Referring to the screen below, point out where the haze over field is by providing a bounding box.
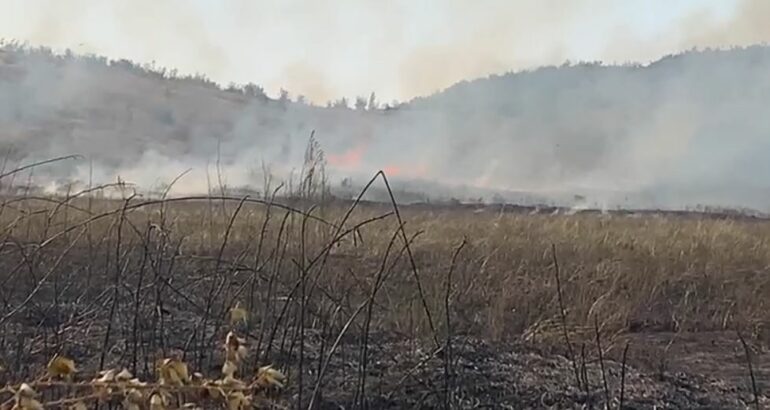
[1,0,770,210]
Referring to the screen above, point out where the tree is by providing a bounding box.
[279,88,290,103]
[243,83,267,100]
[331,97,349,109]
[367,92,378,110]
[354,96,367,110]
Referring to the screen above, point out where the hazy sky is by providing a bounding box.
[0,0,761,103]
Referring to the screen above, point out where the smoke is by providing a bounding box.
[271,62,335,104]
[605,0,770,64]
[327,145,365,171]
[5,0,758,103]
[2,0,770,210]
[396,0,590,97]
[680,0,770,49]
[2,42,770,209]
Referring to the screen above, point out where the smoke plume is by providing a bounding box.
[1,0,770,210]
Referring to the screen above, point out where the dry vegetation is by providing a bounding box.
[0,162,768,408]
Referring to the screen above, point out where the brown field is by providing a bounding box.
[0,186,768,408]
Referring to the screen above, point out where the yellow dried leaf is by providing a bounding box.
[122,388,144,410]
[158,358,189,386]
[225,331,248,364]
[203,381,223,400]
[128,378,145,386]
[255,365,286,390]
[94,369,117,383]
[222,360,237,378]
[17,383,36,398]
[91,369,117,401]
[149,392,167,410]
[229,302,248,325]
[227,391,251,410]
[220,375,246,389]
[225,331,246,348]
[116,368,133,382]
[68,402,88,410]
[16,397,44,410]
[47,354,76,379]
[14,384,43,410]
[93,386,111,402]
[191,372,206,384]
[171,360,190,383]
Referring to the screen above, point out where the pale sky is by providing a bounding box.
[0,0,761,103]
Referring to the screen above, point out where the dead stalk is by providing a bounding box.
[551,244,580,388]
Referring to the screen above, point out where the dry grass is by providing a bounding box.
[0,182,768,406]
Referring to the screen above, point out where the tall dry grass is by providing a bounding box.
[0,162,768,406]
[2,192,768,342]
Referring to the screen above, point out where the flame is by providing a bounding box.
[328,145,365,169]
[382,163,429,178]
[328,140,430,180]
[383,165,402,176]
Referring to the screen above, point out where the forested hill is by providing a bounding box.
[1,43,769,210]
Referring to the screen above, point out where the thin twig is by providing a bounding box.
[593,316,611,410]
[551,244,580,388]
[0,155,82,181]
[443,238,467,409]
[581,343,591,409]
[737,329,760,410]
[619,342,630,409]
[355,225,405,408]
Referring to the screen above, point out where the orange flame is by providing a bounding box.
[328,145,365,170]
[328,141,430,179]
[382,163,428,178]
[383,165,402,176]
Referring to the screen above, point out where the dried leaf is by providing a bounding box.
[171,359,190,383]
[128,378,147,386]
[17,383,36,398]
[225,331,248,364]
[229,302,248,325]
[149,392,167,410]
[116,368,133,382]
[191,372,206,384]
[16,397,44,410]
[47,354,76,379]
[222,360,237,378]
[90,369,117,401]
[158,357,189,386]
[68,402,88,410]
[14,384,43,410]
[122,402,140,410]
[220,375,246,389]
[226,391,251,410]
[94,369,117,383]
[122,388,144,410]
[255,365,286,390]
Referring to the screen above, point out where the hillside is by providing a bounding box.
[1,43,770,209]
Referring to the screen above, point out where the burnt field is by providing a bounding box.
[0,184,768,409]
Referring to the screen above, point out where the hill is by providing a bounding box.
[1,43,770,210]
